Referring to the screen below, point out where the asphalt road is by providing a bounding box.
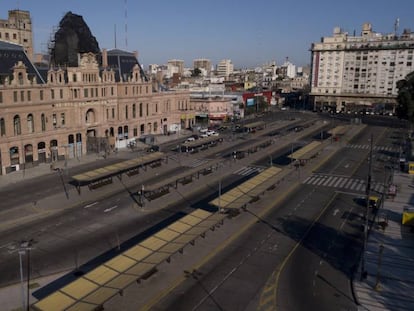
[0,112,319,288]
[276,125,400,311]
[1,112,401,311]
[148,125,402,311]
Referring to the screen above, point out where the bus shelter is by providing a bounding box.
[288,141,322,166]
[71,152,165,192]
[209,166,282,211]
[32,209,226,311]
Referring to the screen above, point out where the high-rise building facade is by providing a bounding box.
[167,59,184,76]
[310,23,414,112]
[0,9,33,60]
[193,58,211,75]
[217,59,234,78]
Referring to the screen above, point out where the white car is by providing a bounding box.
[200,134,208,138]
[206,130,216,136]
[185,137,195,143]
[199,128,208,133]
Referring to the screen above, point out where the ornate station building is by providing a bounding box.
[0,12,194,175]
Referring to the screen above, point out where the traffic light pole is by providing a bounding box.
[361,133,373,280]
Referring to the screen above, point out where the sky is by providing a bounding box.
[2,0,414,69]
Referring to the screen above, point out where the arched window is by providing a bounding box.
[117,126,123,140]
[18,72,23,85]
[132,103,136,118]
[123,125,129,138]
[68,134,75,144]
[13,115,21,135]
[24,144,33,163]
[9,146,19,165]
[0,118,5,136]
[50,139,58,162]
[27,114,34,133]
[41,113,46,131]
[85,108,95,124]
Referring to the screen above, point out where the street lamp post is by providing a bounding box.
[361,134,374,280]
[140,184,145,207]
[218,180,222,213]
[18,249,26,311]
[16,240,32,311]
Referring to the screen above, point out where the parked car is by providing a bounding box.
[200,134,208,138]
[185,137,195,143]
[206,130,217,136]
[199,128,208,133]
[145,145,159,152]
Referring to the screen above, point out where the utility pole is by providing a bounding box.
[361,133,373,280]
[15,240,33,311]
[218,180,222,213]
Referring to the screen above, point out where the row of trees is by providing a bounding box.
[396,72,414,123]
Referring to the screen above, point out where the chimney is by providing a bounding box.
[102,48,108,68]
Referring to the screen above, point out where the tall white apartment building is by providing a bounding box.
[282,58,296,79]
[217,59,234,78]
[310,23,414,112]
[167,59,184,76]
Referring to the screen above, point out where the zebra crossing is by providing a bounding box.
[233,166,265,176]
[303,173,385,193]
[346,144,397,152]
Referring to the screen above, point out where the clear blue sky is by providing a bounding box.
[3,0,414,69]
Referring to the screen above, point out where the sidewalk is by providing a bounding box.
[354,172,414,310]
[0,131,193,188]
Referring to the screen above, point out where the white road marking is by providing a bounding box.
[0,242,13,250]
[84,202,98,208]
[104,205,118,213]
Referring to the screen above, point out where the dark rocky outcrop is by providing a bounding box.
[50,11,100,67]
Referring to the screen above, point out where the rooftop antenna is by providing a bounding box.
[114,24,117,49]
[394,18,400,37]
[124,0,128,49]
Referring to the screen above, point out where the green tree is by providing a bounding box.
[191,68,202,77]
[396,71,414,122]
